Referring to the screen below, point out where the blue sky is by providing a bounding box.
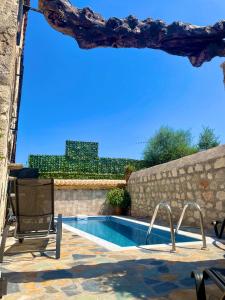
[16,0,225,164]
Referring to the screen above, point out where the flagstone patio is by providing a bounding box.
[1,228,225,299]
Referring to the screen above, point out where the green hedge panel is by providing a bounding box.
[39,172,124,180]
[66,140,98,160]
[29,140,146,179]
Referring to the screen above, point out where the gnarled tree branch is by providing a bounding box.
[39,0,225,67]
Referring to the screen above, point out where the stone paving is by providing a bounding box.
[1,229,225,299]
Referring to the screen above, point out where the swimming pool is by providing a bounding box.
[62,216,202,250]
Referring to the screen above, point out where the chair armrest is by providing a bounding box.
[204,268,225,292]
[191,271,207,300]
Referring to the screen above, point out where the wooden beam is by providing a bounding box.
[8,163,23,170]
[38,0,225,67]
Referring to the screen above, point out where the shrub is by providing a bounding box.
[124,164,136,182]
[143,126,197,166]
[198,126,220,151]
[122,190,131,209]
[106,188,131,208]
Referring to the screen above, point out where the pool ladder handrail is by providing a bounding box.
[175,201,207,250]
[146,202,176,252]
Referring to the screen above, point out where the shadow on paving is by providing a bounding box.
[4,257,225,299]
[4,239,51,254]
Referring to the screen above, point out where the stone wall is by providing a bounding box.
[0,1,28,232]
[54,179,126,216]
[128,145,225,229]
[55,189,112,216]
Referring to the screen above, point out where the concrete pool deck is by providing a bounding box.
[1,228,225,299]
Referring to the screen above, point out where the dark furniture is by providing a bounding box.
[0,276,7,299]
[191,268,225,300]
[0,179,62,263]
[212,219,225,239]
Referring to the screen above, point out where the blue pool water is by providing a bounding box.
[63,216,200,247]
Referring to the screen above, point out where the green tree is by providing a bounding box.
[198,127,220,151]
[143,127,197,166]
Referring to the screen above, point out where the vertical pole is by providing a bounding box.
[56,214,62,259]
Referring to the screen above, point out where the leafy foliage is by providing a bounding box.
[122,190,132,209]
[66,140,98,160]
[143,127,197,166]
[29,140,145,179]
[39,172,124,180]
[124,164,136,182]
[198,127,220,151]
[106,188,131,208]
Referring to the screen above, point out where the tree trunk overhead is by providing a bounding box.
[39,0,225,67]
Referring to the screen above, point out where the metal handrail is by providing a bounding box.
[175,202,207,250]
[146,202,176,252]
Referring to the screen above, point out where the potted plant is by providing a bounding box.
[106,188,131,215]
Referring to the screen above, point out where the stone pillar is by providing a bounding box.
[0,0,28,232]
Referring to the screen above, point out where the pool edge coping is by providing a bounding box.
[62,215,215,252]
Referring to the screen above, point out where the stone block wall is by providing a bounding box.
[0,0,28,232]
[54,179,126,216]
[55,189,112,216]
[128,145,225,229]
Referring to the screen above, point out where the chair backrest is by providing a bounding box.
[14,179,54,234]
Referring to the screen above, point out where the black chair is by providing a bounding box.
[0,179,62,262]
[0,276,7,299]
[191,268,225,300]
[212,219,225,239]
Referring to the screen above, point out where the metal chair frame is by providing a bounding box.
[0,179,62,262]
[191,269,225,300]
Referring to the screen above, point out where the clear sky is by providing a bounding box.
[16,0,225,164]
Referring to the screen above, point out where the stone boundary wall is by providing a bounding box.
[54,179,126,216]
[127,145,225,229]
[0,1,28,232]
